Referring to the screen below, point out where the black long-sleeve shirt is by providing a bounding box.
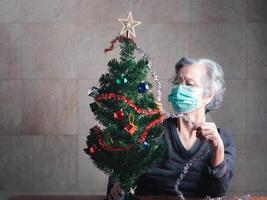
[107,117,236,198]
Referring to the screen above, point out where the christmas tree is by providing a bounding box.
[84,11,165,198]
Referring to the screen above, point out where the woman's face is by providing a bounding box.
[177,63,212,111]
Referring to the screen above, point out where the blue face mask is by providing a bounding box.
[168,84,201,113]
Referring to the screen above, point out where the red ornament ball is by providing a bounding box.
[113,110,125,121]
[89,147,96,155]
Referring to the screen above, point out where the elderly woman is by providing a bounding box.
[107,57,236,199]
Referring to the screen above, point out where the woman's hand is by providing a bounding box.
[108,181,124,200]
[196,122,225,167]
[196,122,223,148]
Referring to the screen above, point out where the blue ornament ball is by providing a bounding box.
[143,141,150,149]
[137,82,149,93]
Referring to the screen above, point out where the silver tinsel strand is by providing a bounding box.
[135,45,162,103]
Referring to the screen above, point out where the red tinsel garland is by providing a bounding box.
[95,93,161,116]
[104,35,136,53]
[92,113,163,152]
[90,92,164,151]
[91,125,133,151]
[138,114,164,143]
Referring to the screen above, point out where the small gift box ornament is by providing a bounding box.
[155,101,162,110]
[90,125,101,134]
[88,86,98,98]
[124,123,137,136]
[124,115,137,136]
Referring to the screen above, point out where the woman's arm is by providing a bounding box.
[206,128,236,197]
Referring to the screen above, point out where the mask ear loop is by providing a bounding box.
[202,86,213,113]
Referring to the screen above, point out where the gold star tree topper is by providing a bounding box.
[118,11,142,38]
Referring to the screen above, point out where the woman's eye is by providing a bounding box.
[186,81,195,86]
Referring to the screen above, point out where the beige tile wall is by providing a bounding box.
[0,0,266,199]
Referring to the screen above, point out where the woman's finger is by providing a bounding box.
[200,130,214,137]
[198,122,217,131]
[110,186,120,200]
[114,183,124,196]
[203,134,219,147]
[113,182,124,200]
[196,128,212,138]
[203,133,215,140]
[197,130,215,142]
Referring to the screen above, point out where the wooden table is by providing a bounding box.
[8,195,267,200]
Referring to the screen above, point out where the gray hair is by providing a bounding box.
[172,57,225,113]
